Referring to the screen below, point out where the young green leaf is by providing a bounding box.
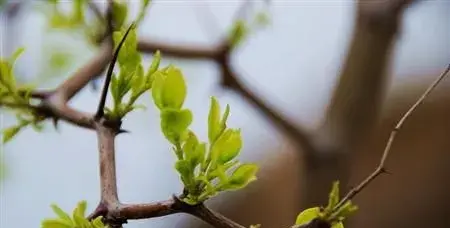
[50,204,72,223]
[208,97,221,142]
[295,207,322,225]
[326,181,340,211]
[229,20,248,48]
[333,200,358,220]
[183,131,199,160]
[191,142,206,169]
[224,163,258,190]
[146,50,161,85]
[175,160,192,178]
[41,219,72,228]
[10,47,25,65]
[160,109,193,144]
[161,66,186,109]
[2,125,22,143]
[216,129,242,165]
[112,0,128,28]
[151,70,165,109]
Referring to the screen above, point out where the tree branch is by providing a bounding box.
[302,0,420,207]
[331,63,450,214]
[95,120,120,206]
[220,60,315,152]
[137,40,222,60]
[55,41,113,101]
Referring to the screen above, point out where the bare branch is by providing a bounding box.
[302,0,420,207]
[220,61,315,152]
[118,200,179,219]
[137,40,222,60]
[185,202,246,228]
[55,41,113,101]
[332,63,450,214]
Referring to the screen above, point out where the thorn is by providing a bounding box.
[380,167,392,175]
[117,129,130,135]
[52,117,60,131]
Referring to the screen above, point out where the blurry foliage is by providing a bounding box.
[41,201,106,228]
[0,48,45,143]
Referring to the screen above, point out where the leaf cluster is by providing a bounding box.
[151,66,258,205]
[105,26,160,120]
[46,0,88,29]
[41,201,106,228]
[44,0,151,46]
[295,181,358,228]
[0,48,44,143]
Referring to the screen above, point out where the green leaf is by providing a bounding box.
[208,97,230,144]
[216,129,242,164]
[326,181,340,211]
[41,219,72,228]
[151,70,165,109]
[50,204,72,223]
[295,207,321,225]
[112,0,128,28]
[229,20,248,48]
[72,201,88,226]
[160,109,193,144]
[191,142,206,170]
[91,217,105,228]
[72,0,86,22]
[334,200,358,220]
[146,50,161,85]
[183,131,199,160]
[225,163,258,190]
[113,26,138,66]
[2,125,22,143]
[254,12,270,27]
[161,66,186,109]
[208,97,220,142]
[131,64,145,94]
[10,47,25,65]
[175,160,192,178]
[110,73,119,104]
[295,207,345,228]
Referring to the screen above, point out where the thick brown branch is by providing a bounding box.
[118,200,179,219]
[185,203,246,228]
[42,96,94,129]
[90,195,247,228]
[95,120,120,206]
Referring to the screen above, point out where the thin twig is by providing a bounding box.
[332,63,450,213]
[95,23,135,119]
